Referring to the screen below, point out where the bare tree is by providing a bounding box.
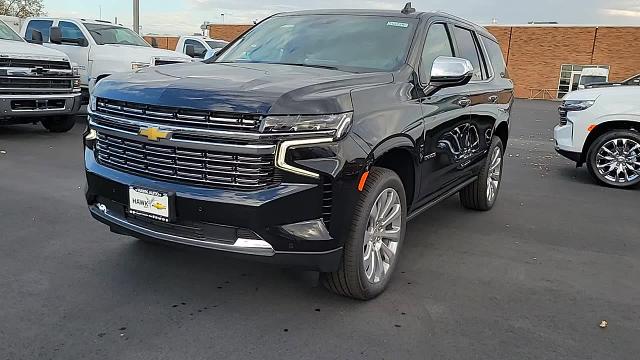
[0,0,46,17]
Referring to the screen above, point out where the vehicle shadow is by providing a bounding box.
[555,166,598,186]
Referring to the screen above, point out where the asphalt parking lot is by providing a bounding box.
[1,100,638,360]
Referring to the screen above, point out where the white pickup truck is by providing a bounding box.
[20,18,192,102]
[175,35,229,60]
[1,19,81,132]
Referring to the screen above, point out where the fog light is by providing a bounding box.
[85,129,97,141]
[279,219,332,241]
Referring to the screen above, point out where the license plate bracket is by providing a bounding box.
[128,186,175,223]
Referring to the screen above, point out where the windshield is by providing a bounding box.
[83,23,149,47]
[0,20,23,42]
[580,75,607,85]
[215,15,417,72]
[206,40,228,49]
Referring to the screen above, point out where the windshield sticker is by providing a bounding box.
[387,21,409,28]
[281,24,295,28]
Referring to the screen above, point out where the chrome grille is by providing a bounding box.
[96,133,277,190]
[96,98,262,132]
[0,58,75,93]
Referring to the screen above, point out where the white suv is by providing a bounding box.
[555,86,640,188]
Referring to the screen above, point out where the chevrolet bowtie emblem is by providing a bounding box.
[139,127,170,141]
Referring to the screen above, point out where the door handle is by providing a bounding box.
[457,98,471,108]
[488,95,499,104]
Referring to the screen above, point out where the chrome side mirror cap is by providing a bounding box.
[430,56,474,88]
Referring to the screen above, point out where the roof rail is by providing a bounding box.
[401,2,416,14]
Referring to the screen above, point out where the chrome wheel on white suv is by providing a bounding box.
[587,130,640,188]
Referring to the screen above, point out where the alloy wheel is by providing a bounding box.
[363,188,402,284]
[486,146,502,203]
[596,138,640,184]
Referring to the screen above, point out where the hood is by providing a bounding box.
[563,86,639,101]
[94,44,192,62]
[94,62,394,115]
[0,39,69,61]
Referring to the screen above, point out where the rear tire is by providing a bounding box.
[460,137,504,211]
[586,130,640,188]
[321,167,407,300]
[41,116,76,133]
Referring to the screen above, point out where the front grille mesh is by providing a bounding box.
[96,98,262,132]
[96,133,277,190]
[0,58,70,70]
[0,77,72,89]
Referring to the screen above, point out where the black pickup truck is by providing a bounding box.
[84,4,513,299]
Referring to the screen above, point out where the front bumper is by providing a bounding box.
[84,148,346,272]
[0,92,82,121]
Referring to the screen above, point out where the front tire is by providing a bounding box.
[460,137,504,211]
[586,130,640,188]
[41,116,76,133]
[321,167,407,300]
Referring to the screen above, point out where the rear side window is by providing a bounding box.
[420,23,454,83]
[481,36,508,78]
[452,26,485,81]
[25,20,52,42]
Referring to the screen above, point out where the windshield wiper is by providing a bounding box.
[277,62,340,70]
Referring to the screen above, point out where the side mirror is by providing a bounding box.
[30,29,43,44]
[185,44,196,58]
[203,48,218,60]
[50,26,62,44]
[429,56,474,89]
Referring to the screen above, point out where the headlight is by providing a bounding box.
[131,62,150,71]
[562,100,595,111]
[72,64,79,76]
[262,113,352,140]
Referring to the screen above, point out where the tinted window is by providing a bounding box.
[185,39,207,57]
[453,26,484,81]
[25,20,52,42]
[59,21,86,44]
[481,36,508,78]
[420,23,454,83]
[217,15,418,72]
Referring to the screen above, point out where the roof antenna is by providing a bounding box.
[401,2,416,14]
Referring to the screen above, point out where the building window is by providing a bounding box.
[558,64,610,98]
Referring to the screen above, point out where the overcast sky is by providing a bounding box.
[43,0,640,35]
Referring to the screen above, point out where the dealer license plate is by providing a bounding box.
[128,186,172,222]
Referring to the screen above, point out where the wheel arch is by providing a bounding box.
[369,135,419,208]
[494,120,509,149]
[580,120,640,164]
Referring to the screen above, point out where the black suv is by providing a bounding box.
[84,4,513,299]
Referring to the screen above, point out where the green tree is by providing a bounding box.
[0,0,46,17]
